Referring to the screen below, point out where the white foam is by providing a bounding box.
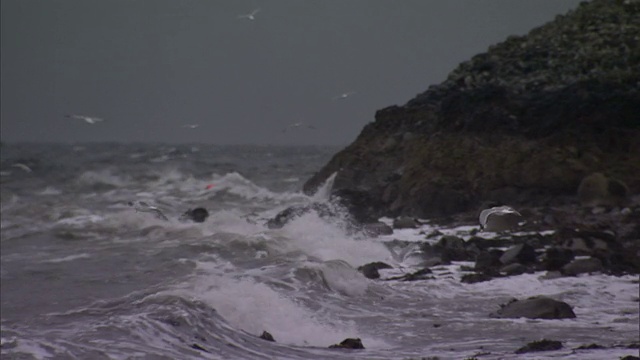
[77,169,129,188]
[38,186,63,196]
[277,212,393,267]
[43,253,91,263]
[175,262,362,347]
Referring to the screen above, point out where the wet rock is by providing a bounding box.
[500,263,529,276]
[434,235,473,261]
[499,243,537,265]
[491,296,576,319]
[362,222,393,236]
[515,339,563,354]
[562,257,604,276]
[392,216,421,229]
[461,273,496,283]
[266,203,335,229]
[387,268,434,282]
[620,356,640,360]
[574,343,606,350]
[474,250,504,272]
[578,172,629,207]
[541,247,575,271]
[259,331,275,342]
[329,338,365,349]
[467,236,513,250]
[180,207,210,223]
[422,257,446,267]
[555,228,617,255]
[357,262,393,279]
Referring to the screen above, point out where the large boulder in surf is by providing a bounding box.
[491,296,576,319]
[303,0,640,220]
[329,338,365,349]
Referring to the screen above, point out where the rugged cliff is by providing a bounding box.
[304,0,640,221]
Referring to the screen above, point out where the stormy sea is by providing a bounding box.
[1,143,638,360]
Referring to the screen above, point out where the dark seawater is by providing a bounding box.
[1,143,638,360]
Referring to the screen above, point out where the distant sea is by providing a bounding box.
[1,143,638,359]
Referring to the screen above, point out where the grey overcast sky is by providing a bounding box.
[1,0,582,145]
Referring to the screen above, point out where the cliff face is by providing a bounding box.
[304,0,640,220]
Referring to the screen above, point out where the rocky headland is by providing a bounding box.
[304,0,639,223]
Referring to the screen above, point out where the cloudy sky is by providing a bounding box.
[1,0,582,145]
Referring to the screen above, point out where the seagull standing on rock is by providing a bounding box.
[479,205,522,232]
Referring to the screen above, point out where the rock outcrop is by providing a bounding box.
[491,296,577,319]
[304,0,640,220]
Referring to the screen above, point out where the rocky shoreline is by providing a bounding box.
[282,1,640,357]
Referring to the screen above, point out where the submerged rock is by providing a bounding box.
[259,331,275,342]
[562,257,604,276]
[491,296,576,319]
[357,262,393,279]
[329,338,365,349]
[515,339,563,354]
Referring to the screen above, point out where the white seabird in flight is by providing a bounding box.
[479,205,522,232]
[12,163,33,173]
[282,122,316,133]
[66,114,104,124]
[182,124,200,129]
[128,200,169,221]
[332,91,356,100]
[238,8,260,20]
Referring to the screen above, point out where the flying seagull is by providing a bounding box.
[128,200,169,221]
[332,91,356,101]
[282,122,316,133]
[12,163,33,173]
[479,205,522,232]
[238,8,260,20]
[66,114,104,124]
[182,124,199,129]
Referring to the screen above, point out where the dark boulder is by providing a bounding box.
[515,339,563,354]
[500,263,529,276]
[329,338,365,349]
[562,257,604,276]
[541,247,575,271]
[387,268,433,282]
[491,296,576,319]
[357,262,393,279]
[392,216,421,229]
[362,222,394,236]
[461,273,496,284]
[180,207,209,223]
[499,243,538,265]
[259,331,275,342]
[474,250,504,272]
